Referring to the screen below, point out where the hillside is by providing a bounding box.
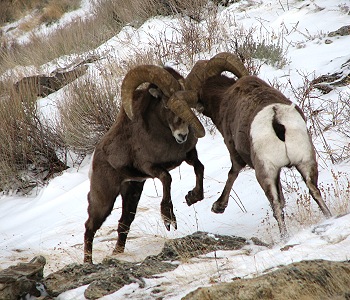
[0,0,350,299]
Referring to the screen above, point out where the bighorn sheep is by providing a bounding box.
[84,65,205,263]
[180,52,332,238]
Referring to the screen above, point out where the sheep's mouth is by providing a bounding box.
[175,134,188,144]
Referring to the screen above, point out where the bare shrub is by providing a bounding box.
[280,168,350,234]
[57,70,120,155]
[91,0,172,28]
[287,72,350,164]
[0,83,67,193]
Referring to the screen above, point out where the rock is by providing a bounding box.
[157,231,247,261]
[0,256,47,300]
[182,260,350,300]
[13,64,88,97]
[43,232,247,299]
[328,25,350,37]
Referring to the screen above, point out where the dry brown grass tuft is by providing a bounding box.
[40,0,81,24]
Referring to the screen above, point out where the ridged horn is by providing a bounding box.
[205,52,249,79]
[167,90,205,138]
[121,65,182,120]
[121,65,205,138]
[184,60,209,91]
[185,52,249,91]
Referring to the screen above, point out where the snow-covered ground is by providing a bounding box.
[1,0,350,299]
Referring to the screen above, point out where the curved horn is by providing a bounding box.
[121,64,205,138]
[121,65,182,120]
[184,60,209,91]
[205,52,249,79]
[185,52,249,91]
[167,90,205,138]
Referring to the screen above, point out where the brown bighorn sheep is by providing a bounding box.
[180,52,332,238]
[84,65,205,263]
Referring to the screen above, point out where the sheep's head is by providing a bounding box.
[121,65,205,139]
[148,87,189,144]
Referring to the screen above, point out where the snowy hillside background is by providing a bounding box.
[1,0,350,299]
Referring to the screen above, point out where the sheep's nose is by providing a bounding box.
[176,133,188,144]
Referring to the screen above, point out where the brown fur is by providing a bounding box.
[84,67,204,263]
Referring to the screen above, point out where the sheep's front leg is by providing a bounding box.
[212,145,245,213]
[212,165,240,213]
[185,148,204,206]
[147,166,177,231]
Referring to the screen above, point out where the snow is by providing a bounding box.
[1,0,350,299]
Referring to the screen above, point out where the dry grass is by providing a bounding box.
[57,65,121,154]
[0,0,80,27]
[40,0,80,24]
[0,81,67,193]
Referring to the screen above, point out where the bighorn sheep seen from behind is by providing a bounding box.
[84,65,205,263]
[181,52,332,238]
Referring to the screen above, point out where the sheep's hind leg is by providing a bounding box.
[113,181,145,254]
[84,184,120,263]
[256,166,288,239]
[185,148,204,206]
[296,164,332,218]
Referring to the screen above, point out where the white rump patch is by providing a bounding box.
[250,104,313,170]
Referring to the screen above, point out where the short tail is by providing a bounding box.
[272,104,313,164]
[272,106,286,142]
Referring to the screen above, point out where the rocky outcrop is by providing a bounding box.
[183,259,350,300]
[311,59,350,94]
[44,232,247,299]
[2,232,350,300]
[328,25,350,37]
[14,64,88,97]
[0,232,247,300]
[0,256,47,300]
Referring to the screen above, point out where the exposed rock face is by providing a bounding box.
[182,260,350,300]
[328,25,350,37]
[311,59,350,94]
[44,232,247,299]
[0,256,47,300]
[3,233,350,300]
[0,232,247,300]
[13,62,89,97]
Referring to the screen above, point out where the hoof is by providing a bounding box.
[163,218,177,231]
[112,245,125,255]
[185,191,203,206]
[211,202,226,214]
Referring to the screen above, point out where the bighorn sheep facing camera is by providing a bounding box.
[84,65,205,263]
[180,52,332,238]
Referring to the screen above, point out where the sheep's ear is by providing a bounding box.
[196,102,204,113]
[149,88,163,99]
